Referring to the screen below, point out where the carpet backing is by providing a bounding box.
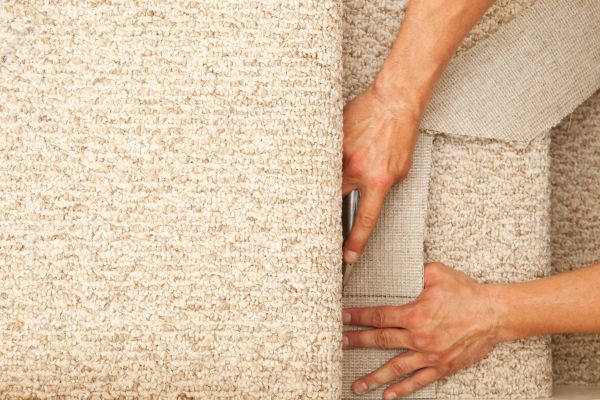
[342,133,434,400]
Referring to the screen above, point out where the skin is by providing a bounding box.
[341,0,600,398]
[343,262,600,399]
[342,0,497,263]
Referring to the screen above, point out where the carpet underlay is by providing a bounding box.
[1,0,599,399]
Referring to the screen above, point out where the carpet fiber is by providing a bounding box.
[0,1,343,398]
[424,132,553,399]
[1,0,599,398]
[550,90,600,386]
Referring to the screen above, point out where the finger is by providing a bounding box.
[351,351,429,395]
[342,186,387,264]
[423,262,449,286]
[341,157,360,196]
[341,179,358,197]
[383,367,440,399]
[343,328,414,350]
[343,305,413,328]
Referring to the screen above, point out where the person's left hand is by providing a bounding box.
[342,81,422,265]
[342,262,502,399]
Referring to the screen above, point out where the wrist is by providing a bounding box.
[370,68,426,126]
[372,58,440,121]
[485,283,521,343]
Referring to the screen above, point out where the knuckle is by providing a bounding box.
[358,213,378,230]
[374,329,391,349]
[371,309,386,327]
[424,263,451,287]
[406,308,425,328]
[412,332,432,351]
[424,262,444,278]
[426,351,441,364]
[390,359,408,377]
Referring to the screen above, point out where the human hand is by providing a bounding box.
[342,81,422,264]
[342,263,502,399]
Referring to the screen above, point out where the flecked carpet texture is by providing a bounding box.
[341,0,557,398]
[0,1,344,398]
[550,90,600,386]
[424,132,553,399]
[2,0,600,398]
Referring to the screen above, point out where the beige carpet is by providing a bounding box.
[1,0,600,398]
[550,90,600,386]
[341,0,555,398]
[424,132,553,399]
[341,0,537,106]
[0,1,343,398]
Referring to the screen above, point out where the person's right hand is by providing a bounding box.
[342,81,421,264]
[342,262,501,398]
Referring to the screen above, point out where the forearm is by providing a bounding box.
[491,263,600,342]
[373,0,496,115]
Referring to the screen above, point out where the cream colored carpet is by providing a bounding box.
[0,1,343,398]
[424,132,553,398]
[550,90,600,386]
[1,0,600,398]
[342,0,555,398]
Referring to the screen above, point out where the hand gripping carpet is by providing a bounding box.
[342,0,599,398]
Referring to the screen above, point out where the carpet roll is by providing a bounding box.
[0,1,343,398]
[1,0,600,398]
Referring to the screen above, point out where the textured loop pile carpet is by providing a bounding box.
[1,1,343,398]
[342,0,599,398]
[1,0,600,399]
[550,90,600,386]
[424,132,553,399]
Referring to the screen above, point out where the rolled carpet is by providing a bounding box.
[0,1,343,398]
[1,0,600,398]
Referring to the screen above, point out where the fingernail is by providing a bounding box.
[342,335,349,348]
[353,382,368,394]
[384,392,398,400]
[344,250,358,264]
[342,311,351,324]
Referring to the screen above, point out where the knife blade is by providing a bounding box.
[342,189,360,288]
